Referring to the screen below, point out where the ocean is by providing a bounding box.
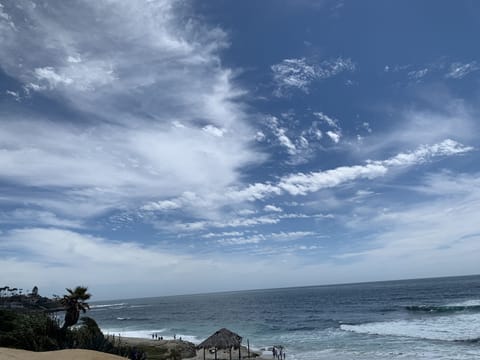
[89,275,480,359]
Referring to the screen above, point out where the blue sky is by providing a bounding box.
[0,0,479,300]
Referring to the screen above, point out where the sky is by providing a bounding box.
[0,0,479,300]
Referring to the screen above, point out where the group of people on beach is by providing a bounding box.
[272,346,286,359]
[150,333,163,340]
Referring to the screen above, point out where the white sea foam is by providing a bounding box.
[341,312,480,341]
[447,299,480,307]
[90,303,128,309]
[101,328,200,344]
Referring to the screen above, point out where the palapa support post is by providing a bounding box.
[247,339,250,358]
[203,347,206,360]
[229,346,232,360]
[215,347,217,360]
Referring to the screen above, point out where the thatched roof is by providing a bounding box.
[197,328,242,350]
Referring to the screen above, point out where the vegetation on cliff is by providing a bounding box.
[0,285,195,359]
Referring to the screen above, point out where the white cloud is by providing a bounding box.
[141,200,181,211]
[271,57,355,95]
[264,204,283,212]
[33,66,74,89]
[0,0,263,219]
[334,172,480,280]
[0,3,15,31]
[5,90,20,101]
[371,139,473,167]
[217,234,265,245]
[326,130,341,143]
[202,231,244,238]
[225,183,282,202]
[263,115,326,163]
[278,163,386,196]
[29,61,116,92]
[407,68,428,80]
[445,62,479,79]
[173,215,281,231]
[266,116,297,155]
[312,111,342,144]
[308,127,322,140]
[143,139,472,223]
[67,55,82,63]
[255,131,266,141]
[0,209,82,229]
[362,122,372,133]
[278,139,470,196]
[269,231,315,241]
[271,57,316,94]
[384,60,479,82]
[203,124,226,137]
[236,209,256,216]
[313,112,340,129]
[0,227,289,298]
[354,99,477,158]
[216,231,314,246]
[316,57,355,79]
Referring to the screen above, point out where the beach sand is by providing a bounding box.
[0,339,269,360]
[0,348,126,360]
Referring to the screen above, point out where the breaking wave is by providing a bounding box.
[340,312,480,342]
[406,301,480,314]
[90,303,128,309]
[116,317,149,321]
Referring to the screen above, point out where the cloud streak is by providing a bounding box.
[143,139,473,222]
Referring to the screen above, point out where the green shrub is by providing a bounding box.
[0,309,61,351]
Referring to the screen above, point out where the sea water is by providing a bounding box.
[89,275,480,359]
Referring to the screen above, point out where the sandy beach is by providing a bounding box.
[118,337,268,360]
[0,337,269,360]
[0,346,269,360]
[0,348,126,360]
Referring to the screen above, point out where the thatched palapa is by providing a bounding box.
[197,328,242,360]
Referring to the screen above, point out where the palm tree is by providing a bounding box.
[60,286,91,330]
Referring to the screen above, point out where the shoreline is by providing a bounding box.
[118,336,268,360]
[0,341,269,360]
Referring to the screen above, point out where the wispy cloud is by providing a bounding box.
[271,57,355,95]
[216,231,315,246]
[384,59,480,82]
[445,61,480,79]
[0,209,82,229]
[0,0,262,220]
[407,68,429,81]
[266,116,298,155]
[348,85,479,159]
[142,139,472,223]
[271,58,316,94]
[0,227,279,297]
[334,172,480,279]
